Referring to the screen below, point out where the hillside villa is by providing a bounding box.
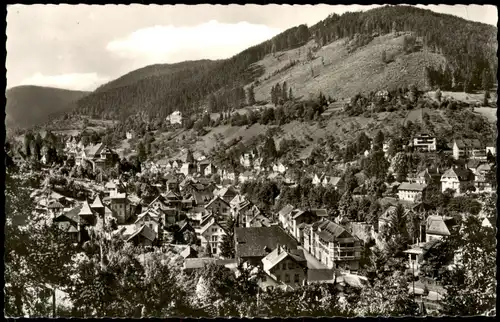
[452,139,485,160]
[397,182,427,202]
[410,133,437,152]
[440,166,475,195]
[166,110,183,125]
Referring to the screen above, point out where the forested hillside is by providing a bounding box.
[6,86,89,129]
[63,5,497,123]
[308,5,497,91]
[93,60,217,93]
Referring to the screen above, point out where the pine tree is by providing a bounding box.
[282,82,288,101]
[205,241,212,258]
[434,88,442,102]
[289,88,293,101]
[424,66,432,90]
[271,85,277,105]
[247,85,256,106]
[137,141,146,162]
[482,68,492,92]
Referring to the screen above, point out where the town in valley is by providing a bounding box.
[4,4,497,318]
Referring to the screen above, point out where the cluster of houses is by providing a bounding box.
[143,148,295,186]
[64,137,119,172]
[20,126,494,315]
[396,160,494,202]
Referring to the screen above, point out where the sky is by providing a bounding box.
[6,4,498,91]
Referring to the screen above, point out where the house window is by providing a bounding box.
[282,262,287,270]
[284,274,290,283]
[211,235,217,242]
[294,274,300,283]
[212,228,217,233]
[288,262,294,270]
[276,275,281,282]
[212,247,217,254]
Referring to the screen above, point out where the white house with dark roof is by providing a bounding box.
[204,195,231,221]
[397,182,427,202]
[440,167,475,195]
[261,245,308,287]
[302,219,363,272]
[322,176,343,189]
[312,173,325,186]
[230,198,262,227]
[134,209,161,236]
[199,216,227,257]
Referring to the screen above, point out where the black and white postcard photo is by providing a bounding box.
[4,4,497,318]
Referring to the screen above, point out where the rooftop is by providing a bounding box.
[235,226,298,259]
[398,182,427,191]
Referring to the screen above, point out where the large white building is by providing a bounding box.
[410,134,436,152]
[440,167,475,195]
[397,182,427,202]
[166,111,183,125]
[452,139,485,160]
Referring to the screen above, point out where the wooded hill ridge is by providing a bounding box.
[7,5,498,129]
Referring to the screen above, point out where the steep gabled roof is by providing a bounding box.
[90,195,104,208]
[230,194,246,207]
[277,204,294,218]
[134,209,160,224]
[127,224,156,242]
[315,220,351,242]
[48,201,64,209]
[55,204,82,223]
[327,176,342,186]
[163,190,181,200]
[149,195,167,207]
[79,201,94,216]
[262,247,306,271]
[234,226,297,258]
[426,215,451,236]
[180,246,198,259]
[291,209,307,220]
[441,167,474,182]
[205,195,230,209]
[248,212,272,227]
[199,216,227,235]
[215,185,238,199]
[84,143,104,158]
